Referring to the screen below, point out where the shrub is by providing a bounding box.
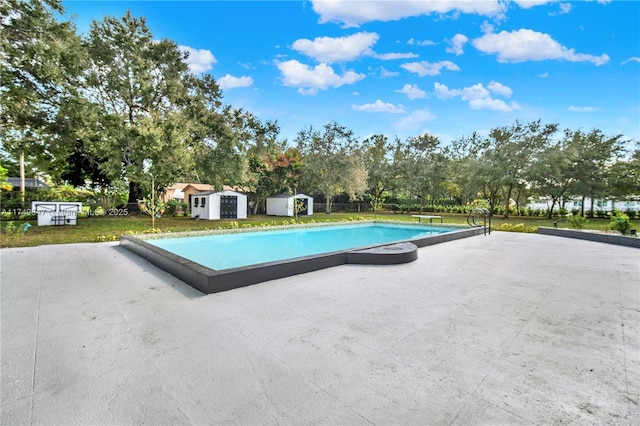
[625,209,637,219]
[3,221,31,238]
[609,211,631,235]
[469,199,490,210]
[94,235,119,242]
[494,223,538,233]
[165,199,189,217]
[566,214,588,230]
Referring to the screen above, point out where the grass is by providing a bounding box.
[1,211,638,248]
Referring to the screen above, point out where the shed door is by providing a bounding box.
[220,196,237,219]
[297,198,308,215]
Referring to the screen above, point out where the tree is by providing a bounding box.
[569,129,625,216]
[60,138,111,187]
[82,12,199,202]
[361,134,393,213]
[527,135,579,217]
[446,132,488,206]
[391,133,444,212]
[468,149,503,214]
[296,122,367,213]
[0,165,12,192]
[486,120,558,217]
[0,0,87,182]
[247,147,303,214]
[608,147,640,202]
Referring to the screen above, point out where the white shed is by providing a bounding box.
[266,193,313,217]
[191,190,247,220]
[31,201,82,226]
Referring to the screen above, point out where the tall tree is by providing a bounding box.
[296,122,367,213]
[569,129,625,216]
[361,134,393,211]
[527,134,580,217]
[486,120,558,217]
[608,147,640,202]
[392,133,443,212]
[446,132,488,206]
[246,147,302,214]
[82,11,199,202]
[0,0,86,182]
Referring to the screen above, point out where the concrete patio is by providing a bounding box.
[1,232,638,425]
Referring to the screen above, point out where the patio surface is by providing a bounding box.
[1,231,638,425]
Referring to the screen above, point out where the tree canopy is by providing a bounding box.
[1,0,637,216]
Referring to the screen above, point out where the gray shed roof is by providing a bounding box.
[7,177,49,188]
[268,193,312,199]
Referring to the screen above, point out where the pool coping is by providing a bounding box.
[120,221,485,294]
[538,227,640,248]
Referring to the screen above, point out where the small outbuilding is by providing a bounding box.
[266,193,313,217]
[191,190,247,220]
[31,201,82,226]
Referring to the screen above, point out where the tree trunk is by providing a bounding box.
[128,181,141,203]
[547,198,557,218]
[325,197,331,214]
[503,185,513,218]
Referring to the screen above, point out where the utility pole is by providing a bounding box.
[20,152,25,203]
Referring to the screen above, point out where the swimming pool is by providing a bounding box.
[149,222,453,270]
[120,221,484,294]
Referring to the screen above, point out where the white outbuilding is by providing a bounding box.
[266,193,313,217]
[191,190,247,220]
[31,201,82,226]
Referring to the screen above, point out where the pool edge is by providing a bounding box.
[120,223,484,294]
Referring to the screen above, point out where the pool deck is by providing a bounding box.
[1,232,638,425]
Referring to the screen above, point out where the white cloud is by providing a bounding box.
[292,32,378,63]
[434,81,518,111]
[401,60,460,77]
[311,0,506,28]
[408,38,436,46]
[487,80,512,97]
[218,74,254,90]
[179,45,217,74]
[539,72,549,78]
[622,56,640,65]
[472,29,609,65]
[481,21,495,34]
[396,84,427,100]
[517,0,577,13]
[446,34,469,55]
[379,67,400,78]
[372,52,419,60]
[469,97,514,111]
[395,109,436,130]
[276,60,365,95]
[512,0,555,9]
[568,106,600,112]
[352,100,405,113]
[292,32,418,63]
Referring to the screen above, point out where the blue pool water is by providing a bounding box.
[148,223,457,270]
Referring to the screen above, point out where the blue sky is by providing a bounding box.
[62,0,640,147]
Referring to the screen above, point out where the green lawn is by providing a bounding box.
[1,211,637,248]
